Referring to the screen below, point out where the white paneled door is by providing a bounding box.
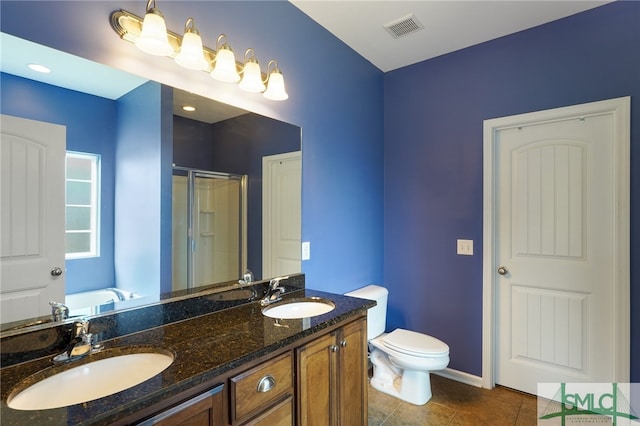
[262,151,302,279]
[483,98,630,394]
[1,115,66,324]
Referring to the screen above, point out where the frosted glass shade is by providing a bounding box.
[263,70,288,101]
[211,47,240,82]
[175,32,209,70]
[238,61,266,93]
[135,12,173,56]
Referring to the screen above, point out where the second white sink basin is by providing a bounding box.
[262,297,335,319]
[7,351,174,410]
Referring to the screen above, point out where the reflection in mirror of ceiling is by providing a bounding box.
[0,32,247,124]
[173,88,248,124]
[0,32,148,100]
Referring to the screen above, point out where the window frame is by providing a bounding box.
[65,151,100,259]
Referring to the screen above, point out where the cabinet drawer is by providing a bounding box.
[136,384,224,426]
[246,395,293,426]
[230,352,293,421]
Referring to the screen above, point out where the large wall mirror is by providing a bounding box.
[0,33,301,331]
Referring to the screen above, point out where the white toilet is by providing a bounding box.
[345,285,449,405]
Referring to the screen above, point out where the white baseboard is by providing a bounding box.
[433,368,484,388]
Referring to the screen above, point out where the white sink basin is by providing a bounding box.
[7,351,174,410]
[262,297,335,319]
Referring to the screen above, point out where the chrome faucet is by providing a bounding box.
[260,276,289,306]
[239,269,254,285]
[53,319,99,363]
[49,300,69,322]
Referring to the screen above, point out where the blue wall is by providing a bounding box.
[0,72,117,294]
[4,0,633,383]
[0,0,385,296]
[384,1,639,379]
[209,114,301,280]
[173,113,301,280]
[0,74,174,298]
[115,81,173,297]
[173,116,214,171]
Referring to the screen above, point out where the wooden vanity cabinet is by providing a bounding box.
[128,315,367,426]
[296,317,368,426]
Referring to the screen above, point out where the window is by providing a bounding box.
[65,152,100,259]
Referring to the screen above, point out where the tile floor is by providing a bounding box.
[368,374,538,425]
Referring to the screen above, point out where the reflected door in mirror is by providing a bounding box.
[0,115,66,323]
[263,152,302,278]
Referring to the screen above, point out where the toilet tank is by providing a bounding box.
[344,285,388,340]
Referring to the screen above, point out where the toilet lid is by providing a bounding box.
[382,329,449,356]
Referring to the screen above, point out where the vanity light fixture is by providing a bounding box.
[175,18,209,71]
[110,1,289,101]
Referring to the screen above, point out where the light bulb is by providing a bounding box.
[175,19,209,70]
[135,8,173,56]
[263,70,288,101]
[239,60,265,93]
[211,47,240,82]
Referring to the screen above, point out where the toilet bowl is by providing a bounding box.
[344,285,449,405]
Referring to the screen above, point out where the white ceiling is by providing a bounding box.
[2,1,613,114]
[290,0,613,72]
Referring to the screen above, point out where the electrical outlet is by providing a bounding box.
[302,241,311,260]
[457,239,473,256]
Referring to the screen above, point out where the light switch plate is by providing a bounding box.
[457,239,473,255]
[302,241,311,260]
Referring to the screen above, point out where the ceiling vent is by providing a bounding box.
[383,13,424,39]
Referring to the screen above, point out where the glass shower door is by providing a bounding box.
[172,169,246,291]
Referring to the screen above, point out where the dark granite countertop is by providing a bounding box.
[0,287,374,425]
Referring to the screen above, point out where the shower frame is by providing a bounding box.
[172,166,248,290]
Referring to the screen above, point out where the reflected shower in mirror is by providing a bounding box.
[0,33,301,331]
[172,168,246,292]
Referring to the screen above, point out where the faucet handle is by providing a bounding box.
[239,269,254,285]
[49,301,69,322]
[74,319,90,336]
[269,276,289,288]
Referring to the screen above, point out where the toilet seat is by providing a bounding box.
[381,329,449,357]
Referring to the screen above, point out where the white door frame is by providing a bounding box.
[481,97,630,389]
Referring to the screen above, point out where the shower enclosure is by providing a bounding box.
[172,167,247,291]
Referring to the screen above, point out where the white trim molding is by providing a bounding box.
[433,368,483,388]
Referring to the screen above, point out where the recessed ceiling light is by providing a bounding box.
[27,63,51,73]
[182,105,196,112]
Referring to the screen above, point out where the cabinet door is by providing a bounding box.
[338,319,368,426]
[296,332,336,426]
[137,385,224,426]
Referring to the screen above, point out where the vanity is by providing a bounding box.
[0,275,374,425]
